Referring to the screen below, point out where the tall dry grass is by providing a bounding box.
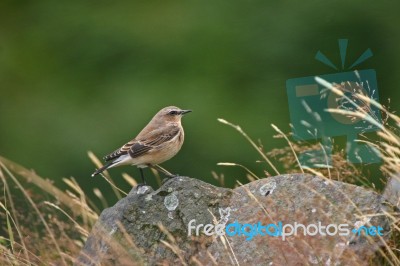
[217,77,400,265]
[0,77,398,265]
[0,152,140,265]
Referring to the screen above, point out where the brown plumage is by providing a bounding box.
[91,106,191,184]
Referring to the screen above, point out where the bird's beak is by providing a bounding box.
[181,110,192,115]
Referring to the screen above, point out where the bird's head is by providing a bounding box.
[155,106,192,124]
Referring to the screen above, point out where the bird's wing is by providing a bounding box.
[103,125,181,161]
[103,139,136,161]
[129,125,181,158]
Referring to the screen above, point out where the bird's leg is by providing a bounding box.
[150,164,177,178]
[138,168,147,186]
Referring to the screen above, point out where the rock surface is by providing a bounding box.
[383,174,400,208]
[76,175,394,266]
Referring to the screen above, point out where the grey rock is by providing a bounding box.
[76,175,395,266]
[383,174,400,208]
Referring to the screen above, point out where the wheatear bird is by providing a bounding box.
[91,106,191,184]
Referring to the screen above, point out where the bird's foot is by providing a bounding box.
[136,182,147,188]
[161,174,178,185]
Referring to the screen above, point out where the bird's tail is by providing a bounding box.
[91,161,114,177]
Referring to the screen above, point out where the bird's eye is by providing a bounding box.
[169,110,178,115]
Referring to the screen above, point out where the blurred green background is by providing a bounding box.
[1,1,399,204]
